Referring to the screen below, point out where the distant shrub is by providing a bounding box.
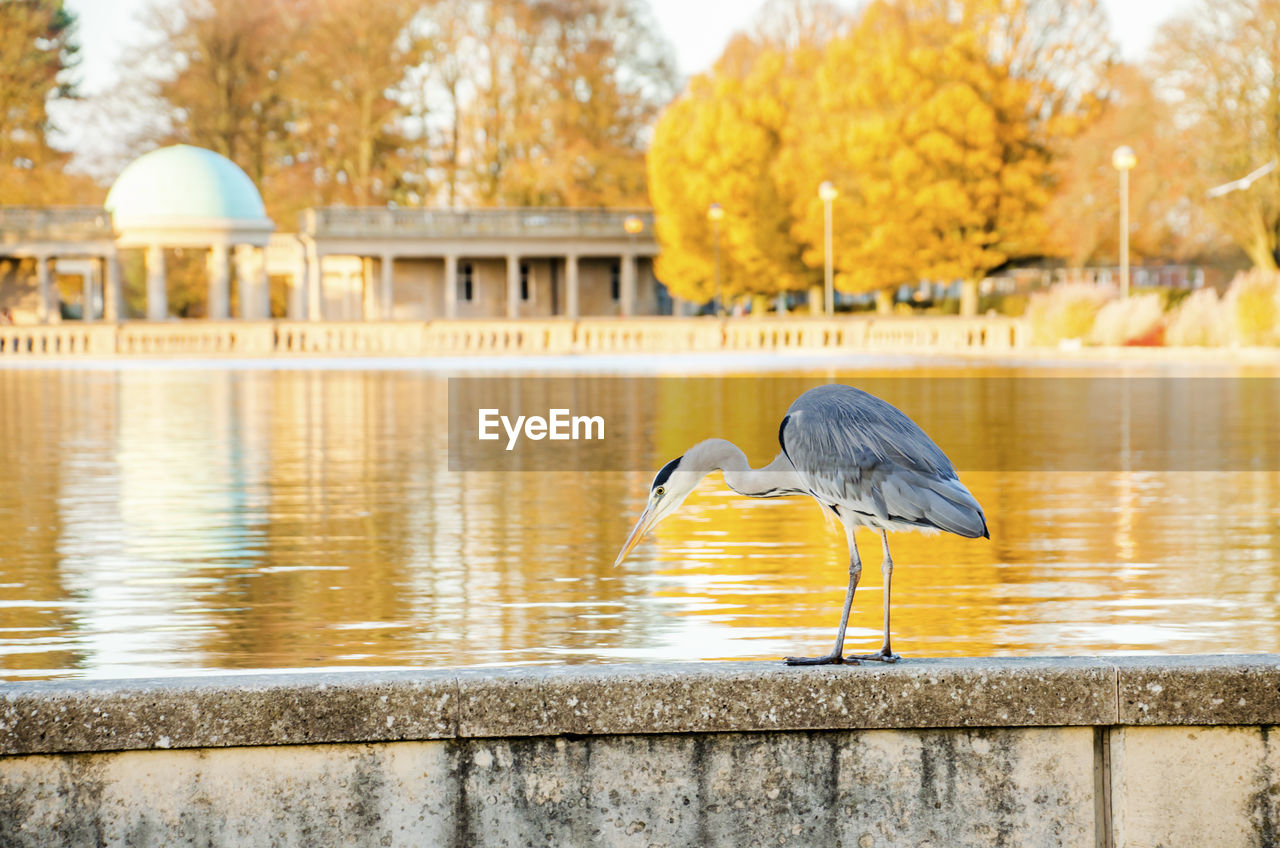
[998,293,1029,317]
[1162,287,1194,310]
[1089,294,1165,346]
[1026,283,1113,345]
[1130,286,1195,310]
[1165,288,1227,346]
[1020,272,1280,347]
[979,293,1029,316]
[1223,268,1280,345]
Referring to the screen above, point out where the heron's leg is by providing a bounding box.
[786,523,862,666]
[853,530,900,662]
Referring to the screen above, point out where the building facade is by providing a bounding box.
[0,146,670,323]
[270,207,664,321]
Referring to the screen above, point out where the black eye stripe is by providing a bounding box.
[652,455,682,489]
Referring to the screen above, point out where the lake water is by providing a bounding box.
[2,355,1279,680]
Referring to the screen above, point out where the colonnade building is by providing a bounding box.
[0,145,670,323]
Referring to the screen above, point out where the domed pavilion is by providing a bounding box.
[105,145,275,320]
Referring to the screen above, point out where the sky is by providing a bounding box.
[650,0,1194,73]
[57,0,1195,173]
[65,0,1193,92]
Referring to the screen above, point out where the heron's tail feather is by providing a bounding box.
[883,472,988,539]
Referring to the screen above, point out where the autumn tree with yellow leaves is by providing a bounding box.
[112,0,675,218]
[1154,0,1280,270]
[0,0,99,203]
[649,0,1113,312]
[791,1,1059,313]
[648,3,846,305]
[1044,63,1229,267]
[649,39,822,303]
[415,0,677,209]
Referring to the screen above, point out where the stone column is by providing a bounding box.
[288,245,307,320]
[566,254,580,319]
[305,241,324,321]
[256,246,271,318]
[808,284,824,316]
[443,254,458,319]
[380,255,395,320]
[235,245,269,320]
[506,254,520,319]
[103,252,123,322]
[620,253,637,317]
[145,245,167,320]
[36,256,52,323]
[236,246,252,319]
[960,279,979,316]
[82,261,99,322]
[207,243,230,319]
[361,257,377,320]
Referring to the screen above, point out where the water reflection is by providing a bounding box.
[0,363,1278,679]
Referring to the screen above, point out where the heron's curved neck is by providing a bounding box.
[690,438,805,498]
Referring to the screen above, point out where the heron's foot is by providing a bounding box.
[784,653,859,666]
[852,648,901,663]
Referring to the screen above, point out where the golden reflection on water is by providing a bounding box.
[1,363,1279,679]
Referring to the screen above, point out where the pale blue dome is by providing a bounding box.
[106,145,269,223]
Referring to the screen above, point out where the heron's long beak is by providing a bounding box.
[614,504,655,567]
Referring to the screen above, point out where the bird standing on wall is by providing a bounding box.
[614,383,988,665]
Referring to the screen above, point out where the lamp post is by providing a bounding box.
[819,181,838,317]
[707,202,724,317]
[1206,159,1277,198]
[1112,145,1136,298]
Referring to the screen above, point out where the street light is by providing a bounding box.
[708,202,725,317]
[1112,145,1136,298]
[623,215,644,235]
[1206,159,1277,198]
[818,181,838,317]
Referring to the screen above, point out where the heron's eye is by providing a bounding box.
[654,486,665,497]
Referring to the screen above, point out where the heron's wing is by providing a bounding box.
[780,385,957,482]
[876,467,988,538]
[780,384,987,537]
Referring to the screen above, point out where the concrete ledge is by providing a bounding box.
[4,656,1279,757]
[1116,654,1280,725]
[0,671,458,757]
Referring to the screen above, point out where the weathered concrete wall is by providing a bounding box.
[1111,725,1280,847]
[390,256,445,320]
[0,728,1098,848]
[1,657,1277,847]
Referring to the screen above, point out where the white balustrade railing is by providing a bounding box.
[0,316,1025,358]
[0,324,117,355]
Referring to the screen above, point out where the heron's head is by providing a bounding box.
[614,453,703,567]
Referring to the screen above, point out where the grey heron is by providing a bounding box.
[614,383,988,665]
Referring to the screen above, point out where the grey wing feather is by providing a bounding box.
[781,384,988,538]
